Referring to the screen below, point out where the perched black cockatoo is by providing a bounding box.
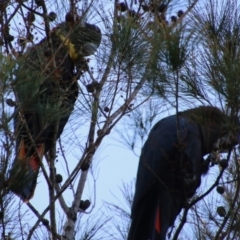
[128,106,239,240]
[8,21,101,202]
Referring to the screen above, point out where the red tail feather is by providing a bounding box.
[155,206,161,234]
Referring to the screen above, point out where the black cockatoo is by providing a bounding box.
[8,21,101,202]
[128,106,239,240]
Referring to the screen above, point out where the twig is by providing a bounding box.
[214,148,240,240]
[63,59,101,240]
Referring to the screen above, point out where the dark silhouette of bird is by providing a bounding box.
[128,106,239,240]
[8,21,101,202]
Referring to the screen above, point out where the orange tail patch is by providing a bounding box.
[18,141,45,171]
[155,206,161,233]
[18,140,26,160]
[29,144,45,171]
